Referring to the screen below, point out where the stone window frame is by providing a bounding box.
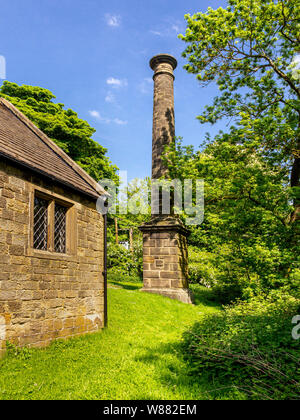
[28,186,77,258]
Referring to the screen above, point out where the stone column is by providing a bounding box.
[139,54,193,304]
[151,54,176,179]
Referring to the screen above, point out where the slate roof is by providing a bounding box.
[0,98,106,199]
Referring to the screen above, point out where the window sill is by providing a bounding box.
[26,248,77,262]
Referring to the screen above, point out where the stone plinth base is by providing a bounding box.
[141,287,193,304]
[139,216,193,304]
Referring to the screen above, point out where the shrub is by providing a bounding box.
[187,242,299,305]
[181,293,300,400]
[187,245,265,304]
[107,271,142,284]
[211,278,246,304]
[107,241,143,279]
[188,247,219,287]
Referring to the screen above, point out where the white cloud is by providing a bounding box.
[89,110,127,125]
[107,77,128,88]
[89,110,101,119]
[105,91,115,103]
[0,56,6,79]
[150,19,183,37]
[113,118,127,125]
[138,77,153,94]
[105,14,121,27]
[89,110,110,124]
[149,30,162,36]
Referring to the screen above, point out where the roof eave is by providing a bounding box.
[0,151,101,201]
[0,97,108,198]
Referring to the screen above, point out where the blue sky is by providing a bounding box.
[0,0,228,181]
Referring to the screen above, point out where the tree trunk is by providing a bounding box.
[115,218,119,245]
[129,228,133,251]
[290,145,300,223]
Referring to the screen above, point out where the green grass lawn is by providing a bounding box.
[0,282,221,400]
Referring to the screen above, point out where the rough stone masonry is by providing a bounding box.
[0,98,106,355]
[139,54,193,304]
[0,162,105,356]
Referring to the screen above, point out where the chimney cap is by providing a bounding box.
[150,54,177,71]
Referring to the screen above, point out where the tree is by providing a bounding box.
[0,81,118,182]
[106,177,151,244]
[165,136,298,302]
[161,0,300,301]
[180,0,300,223]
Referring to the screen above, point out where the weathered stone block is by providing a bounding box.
[144,270,160,279]
[0,160,105,353]
[150,279,171,288]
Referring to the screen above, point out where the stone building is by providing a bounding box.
[0,98,107,355]
[139,54,193,304]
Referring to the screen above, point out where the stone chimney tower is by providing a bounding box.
[139,54,193,304]
[150,54,176,179]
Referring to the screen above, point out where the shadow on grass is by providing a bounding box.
[134,340,245,400]
[109,281,142,291]
[136,303,300,400]
[108,279,222,308]
[190,285,222,309]
[134,340,215,400]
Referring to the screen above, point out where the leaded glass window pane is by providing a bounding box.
[54,204,67,253]
[33,196,48,250]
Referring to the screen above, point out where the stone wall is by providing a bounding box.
[0,160,104,355]
[141,225,192,304]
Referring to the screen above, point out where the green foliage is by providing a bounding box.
[180,0,300,219]
[166,0,300,303]
[107,272,142,286]
[166,137,298,303]
[125,177,152,222]
[175,0,300,303]
[5,342,32,360]
[0,81,118,183]
[188,246,220,287]
[180,0,299,166]
[181,293,300,400]
[105,176,152,279]
[110,178,151,226]
[107,242,143,279]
